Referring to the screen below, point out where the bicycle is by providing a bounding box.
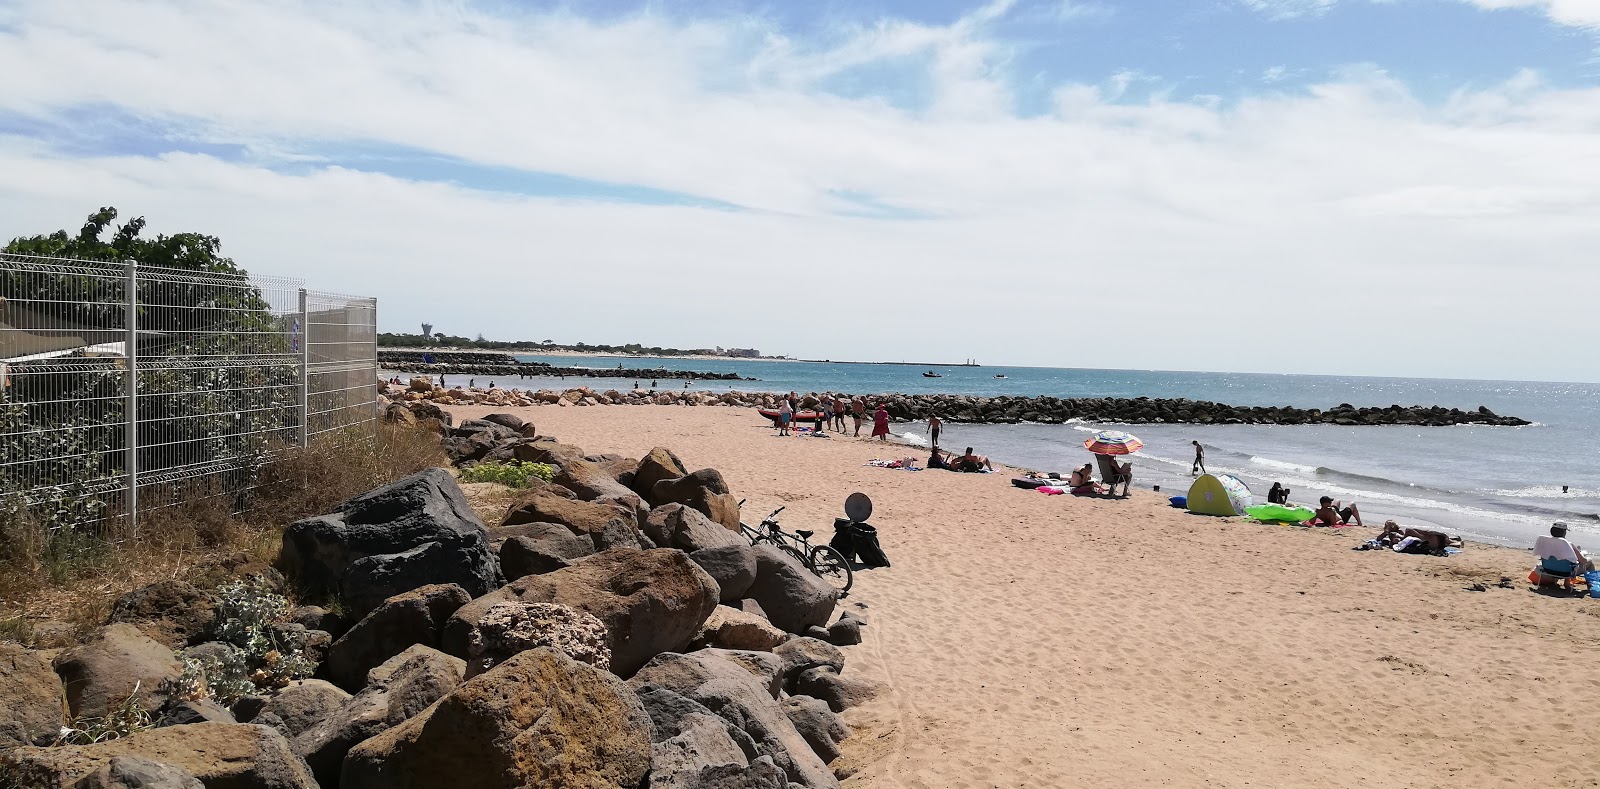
[738,504,854,594]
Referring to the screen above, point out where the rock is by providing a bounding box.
[384,403,417,427]
[630,447,688,503]
[554,459,637,501]
[745,545,837,635]
[339,647,652,789]
[587,455,638,486]
[200,555,287,596]
[479,412,526,432]
[498,534,575,580]
[258,680,350,738]
[3,723,316,789]
[484,520,589,552]
[645,504,744,553]
[511,439,587,469]
[230,696,268,724]
[108,582,219,650]
[157,700,236,727]
[651,714,788,789]
[267,624,330,670]
[793,667,881,713]
[407,401,452,428]
[72,755,204,789]
[407,377,434,393]
[279,468,498,618]
[444,548,720,678]
[323,584,469,692]
[825,613,863,647]
[783,696,849,764]
[630,651,838,789]
[292,645,464,787]
[693,606,787,652]
[463,601,611,677]
[698,649,784,699]
[652,470,741,531]
[733,599,769,620]
[286,606,347,640]
[501,491,641,552]
[54,624,183,720]
[690,543,758,602]
[0,643,67,750]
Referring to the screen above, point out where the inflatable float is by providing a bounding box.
[759,408,826,424]
[1245,504,1317,523]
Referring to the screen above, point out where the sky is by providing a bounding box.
[2,0,1598,382]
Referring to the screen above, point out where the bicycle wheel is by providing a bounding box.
[809,545,854,594]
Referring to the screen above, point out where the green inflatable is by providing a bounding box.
[1245,504,1315,523]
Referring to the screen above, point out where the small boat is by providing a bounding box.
[922,371,942,378]
[993,374,1008,379]
[758,408,826,424]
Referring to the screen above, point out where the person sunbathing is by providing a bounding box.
[1312,496,1362,527]
[1067,463,1102,495]
[953,447,993,473]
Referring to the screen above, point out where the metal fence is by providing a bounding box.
[0,252,378,533]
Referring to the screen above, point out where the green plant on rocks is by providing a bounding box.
[55,683,155,746]
[458,461,556,488]
[167,580,319,704]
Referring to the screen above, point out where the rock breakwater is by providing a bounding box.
[379,350,750,381]
[381,379,1530,427]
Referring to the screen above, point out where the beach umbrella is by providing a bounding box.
[1084,430,1143,455]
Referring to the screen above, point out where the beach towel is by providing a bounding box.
[1038,486,1066,495]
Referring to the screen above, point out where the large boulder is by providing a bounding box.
[689,544,758,602]
[323,584,469,692]
[793,667,882,713]
[278,468,498,618]
[772,637,845,689]
[257,680,350,738]
[292,645,464,787]
[783,696,850,764]
[340,647,652,789]
[54,624,182,720]
[107,581,219,651]
[554,459,636,501]
[651,470,741,531]
[650,714,787,789]
[71,756,204,789]
[692,606,787,652]
[644,504,743,553]
[1,723,316,789]
[462,601,611,678]
[744,545,837,634]
[630,447,687,503]
[0,643,67,751]
[480,412,533,436]
[444,549,719,678]
[485,521,591,553]
[629,651,838,788]
[501,492,641,552]
[511,439,586,469]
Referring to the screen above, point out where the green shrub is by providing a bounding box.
[458,461,556,488]
[165,580,318,704]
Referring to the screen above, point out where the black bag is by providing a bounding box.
[829,518,858,563]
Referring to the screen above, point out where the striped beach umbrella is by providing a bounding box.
[1084,430,1143,455]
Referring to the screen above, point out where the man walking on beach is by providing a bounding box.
[852,398,866,437]
[1191,441,1206,476]
[927,414,943,449]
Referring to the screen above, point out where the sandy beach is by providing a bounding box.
[450,403,1600,789]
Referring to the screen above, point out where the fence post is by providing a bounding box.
[299,288,310,448]
[125,260,139,536]
[370,298,379,423]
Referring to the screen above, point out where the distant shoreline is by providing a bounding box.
[384,346,979,367]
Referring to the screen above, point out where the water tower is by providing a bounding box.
[421,322,433,342]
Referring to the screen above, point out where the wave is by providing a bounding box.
[1249,456,1316,474]
[1488,485,1599,499]
[897,431,928,447]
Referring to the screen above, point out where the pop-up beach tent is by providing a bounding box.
[1187,474,1253,516]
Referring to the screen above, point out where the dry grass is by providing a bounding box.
[0,422,447,646]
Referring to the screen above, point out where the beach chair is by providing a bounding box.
[1530,557,1586,590]
[1094,454,1131,497]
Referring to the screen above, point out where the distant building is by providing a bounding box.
[724,348,760,358]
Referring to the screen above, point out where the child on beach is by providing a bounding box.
[777,400,792,436]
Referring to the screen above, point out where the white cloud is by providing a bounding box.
[1238,0,1340,19]
[1455,0,1600,28]
[0,1,1598,380]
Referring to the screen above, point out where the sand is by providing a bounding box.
[449,403,1600,789]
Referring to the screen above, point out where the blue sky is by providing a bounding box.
[1,0,1598,380]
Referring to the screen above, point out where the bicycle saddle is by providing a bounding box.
[795,530,814,539]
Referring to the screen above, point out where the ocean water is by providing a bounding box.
[488,355,1599,549]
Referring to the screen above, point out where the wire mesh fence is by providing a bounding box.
[0,252,378,534]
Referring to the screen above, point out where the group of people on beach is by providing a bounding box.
[773,393,893,440]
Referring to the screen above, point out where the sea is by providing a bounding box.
[432,355,1600,550]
